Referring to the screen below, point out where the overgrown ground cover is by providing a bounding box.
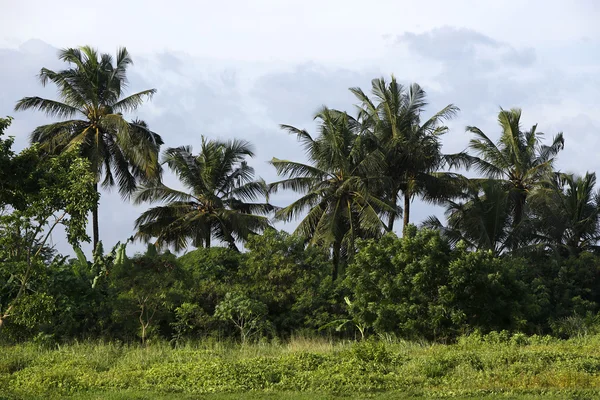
[3,334,600,399]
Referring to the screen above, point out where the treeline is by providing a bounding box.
[1,46,600,344]
[3,228,600,343]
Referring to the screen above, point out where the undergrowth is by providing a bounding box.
[3,333,600,399]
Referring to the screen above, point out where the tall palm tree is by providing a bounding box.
[270,107,392,280]
[14,46,162,249]
[351,76,460,235]
[456,108,564,231]
[529,172,600,256]
[134,138,273,251]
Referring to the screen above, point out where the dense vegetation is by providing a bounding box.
[2,45,600,397]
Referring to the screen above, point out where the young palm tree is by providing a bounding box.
[423,180,513,255]
[14,46,162,249]
[270,107,392,280]
[529,172,600,256]
[134,139,273,251]
[351,76,460,235]
[457,108,564,231]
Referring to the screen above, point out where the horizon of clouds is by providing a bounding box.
[1,1,599,256]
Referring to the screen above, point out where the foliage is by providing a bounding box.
[448,108,564,249]
[214,292,269,344]
[170,302,210,343]
[351,76,462,234]
[239,229,335,334]
[15,46,163,247]
[270,107,391,280]
[135,139,273,251]
[5,336,600,397]
[345,227,535,340]
[423,180,512,254]
[8,57,600,354]
[0,116,17,207]
[528,172,600,256]
[344,228,454,339]
[0,133,97,338]
[43,241,131,342]
[110,246,184,344]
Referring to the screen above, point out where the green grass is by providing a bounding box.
[3,334,600,399]
[18,391,600,399]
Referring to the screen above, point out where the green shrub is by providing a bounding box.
[214,292,270,344]
[345,229,535,340]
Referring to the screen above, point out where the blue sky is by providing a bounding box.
[1,0,599,255]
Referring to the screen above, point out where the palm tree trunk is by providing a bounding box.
[387,193,397,232]
[92,182,99,251]
[513,194,525,228]
[387,215,395,232]
[205,235,211,248]
[402,192,411,236]
[511,192,526,250]
[332,242,341,282]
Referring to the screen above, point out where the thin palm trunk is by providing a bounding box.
[511,192,526,250]
[513,193,525,228]
[332,242,341,282]
[205,234,211,249]
[387,192,397,232]
[387,214,395,233]
[92,182,99,250]
[15,47,161,253]
[403,192,411,236]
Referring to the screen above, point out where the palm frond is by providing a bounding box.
[112,89,157,113]
[15,97,82,119]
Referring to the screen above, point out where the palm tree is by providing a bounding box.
[423,180,513,255]
[351,76,460,235]
[456,108,564,231]
[134,138,273,251]
[528,172,600,256]
[270,107,392,280]
[14,46,162,249]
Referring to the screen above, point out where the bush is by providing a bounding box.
[239,229,337,334]
[345,228,535,340]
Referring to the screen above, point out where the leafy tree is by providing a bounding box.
[445,245,533,333]
[0,116,48,210]
[0,140,97,333]
[270,107,391,280]
[345,227,533,340]
[15,46,163,248]
[172,247,242,340]
[111,245,183,344]
[351,76,460,234]
[239,229,333,333]
[344,227,453,339]
[214,292,268,344]
[0,117,16,207]
[454,108,564,245]
[170,302,211,343]
[135,139,273,251]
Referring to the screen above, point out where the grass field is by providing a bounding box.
[3,333,600,399]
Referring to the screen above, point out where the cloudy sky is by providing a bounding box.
[1,0,599,256]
